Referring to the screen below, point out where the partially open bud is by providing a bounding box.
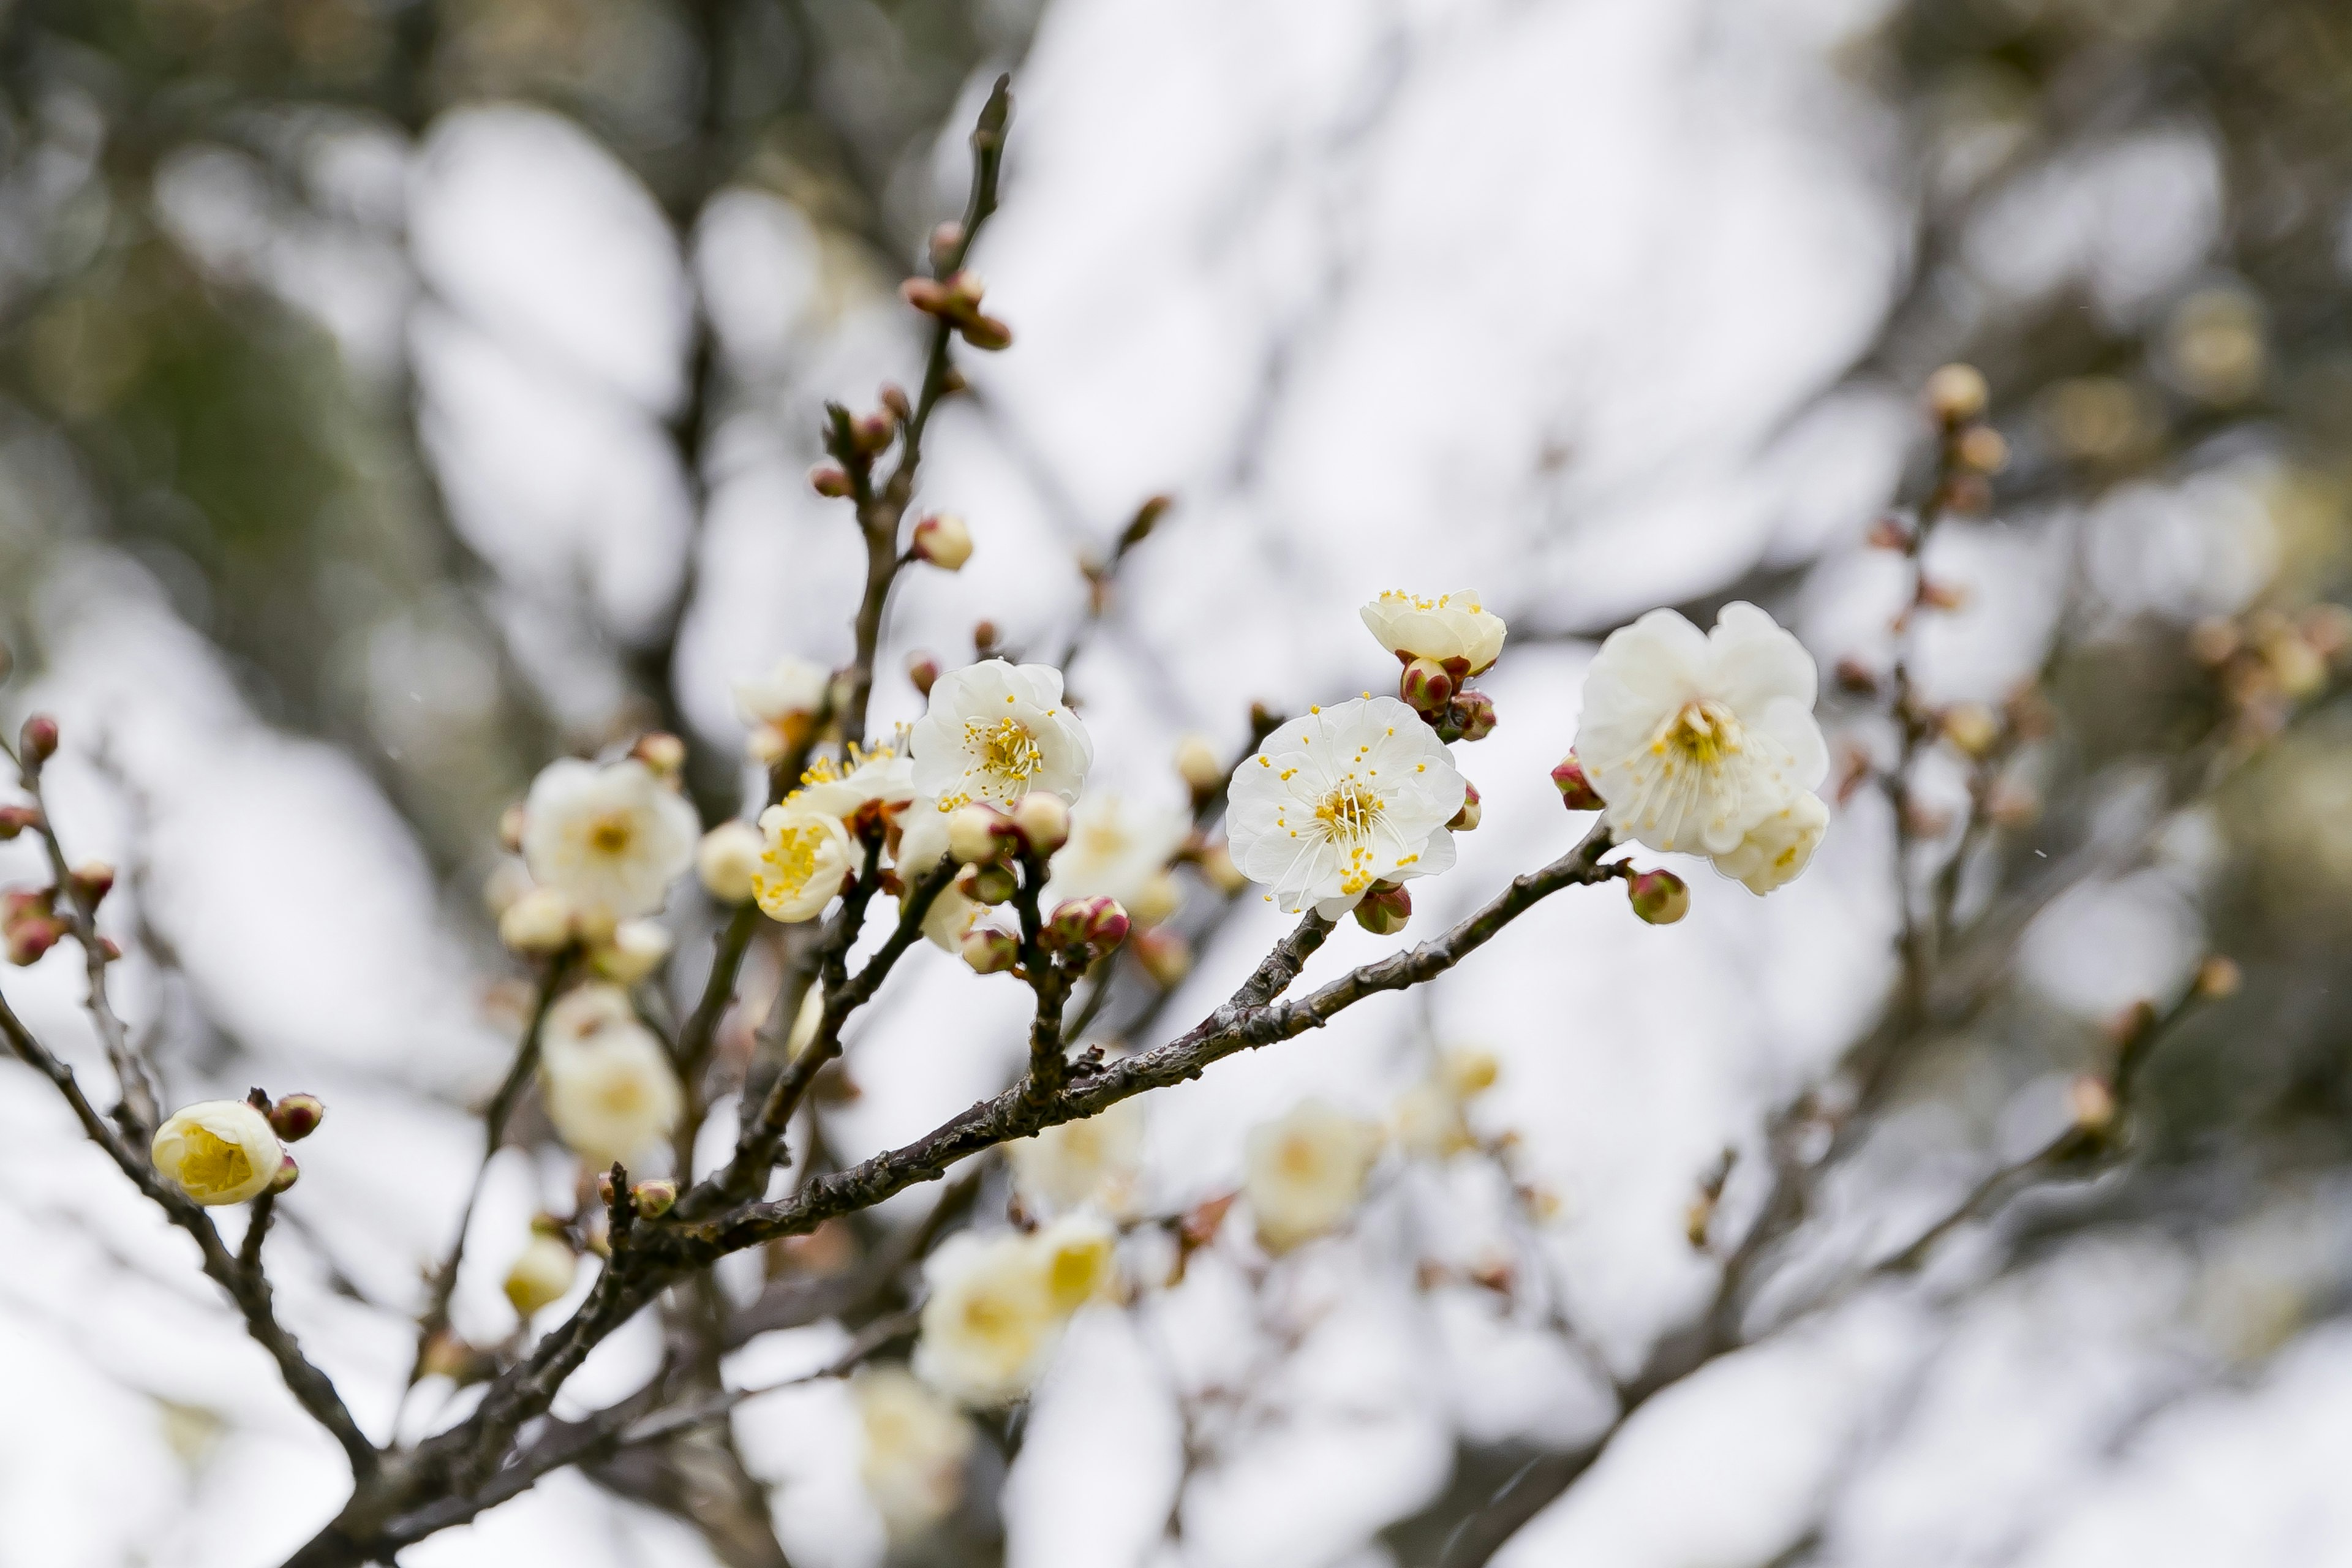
[268,1154,301,1194]
[912,513,973,571]
[1940,702,2001,758]
[1550,754,1605,811]
[1926,363,1990,426]
[1196,842,1246,895]
[1353,881,1412,935]
[955,860,1017,906]
[498,886,576,955]
[593,919,674,984]
[1627,869,1689,925]
[19,714,58,766]
[1448,781,1482,832]
[151,1099,286,1206]
[1011,792,1071,855]
[810,464,854,498]
[960,925,1019,974]
[0,804,37,840]
[696,821,764,905]
[1451,690,1497,742]
[1400,657,1455,718]
[2194,954,2242,999]
[1174,734,1226,794]
[631,1178,679,1219]
[948,802,1012,864]
[503,1232,578,1319]
[1046,895,1129,955]
[67,861,115,907]
[905,650,941,698]
[1134,925,1193,988]
[268,1093,326,1143]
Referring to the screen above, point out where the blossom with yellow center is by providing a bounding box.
[521,758,701,927]
[913,1232,1065,1408]
[908,662,1093,810]
[855,1366,976,1538]
[539,986,682,1167]
[151,1100,285,1206]
[1243,1099,1383,1253]
[1225,696,1465,917]
[750,802,855,922]
[1008,1098,1145,1216]
[1041,794,1191,922]
[1360,589,1508,674]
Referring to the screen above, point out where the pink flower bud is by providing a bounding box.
[1011,792,1070,854]
[851,410,895,455]
[5,915,59,966]
[69,861,115,907]
[960,925,1020,974]
[1046,895,1129,955]
[1133,926,1193,988]
[0,804,37,840]
[1627,869,1689,926]
[268,1093,326,1142]
[19,714,58,766]
[268,1154,302,1194]
[905,651,941,697]
[1448,781,1481,832]
[810,464,854,498]
[1352,881,1412,935]
[1550,754,1605,811]
[1451,690,1497,742]
[1400,657,1454,718]
[631,1178,679,1218]
[911,513,973,571]
[956,860,1018,906]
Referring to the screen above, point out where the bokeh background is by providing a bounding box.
[4,0,2352,1564]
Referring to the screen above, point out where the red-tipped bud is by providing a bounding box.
[0,804,38,840]
[1448,781,1482,832]
[1353,881,1412,935]
[960,925,1020,974]
[955,861,1018,906]
[1400,657,1454,718]
[911,513,973,571]
[5,915,60,966]
[1452,690,1497,742]
[19,714,58,766]
[1550,754,1605,811]
[1046,895,1129,955]
[1011,792,1071,855]
[810,464,854,498]
[851,410,895,455]
[631,1178,679,1218]
[947,802,1014,864]
[1627,869,1689,926]
[1133,926,1193,988]
[905,651,941,697]
[268,1154,301,1194]
[630,732,686,778]
[879,383,912,421]
[269,1093,326,1142]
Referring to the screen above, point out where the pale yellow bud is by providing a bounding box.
[1439,1045,1501,1099]
[911,513,973,571]
[482,858,535,919]
[948,803,1009,865]
[592,919,673,984]
[1173,734,1226,792]
[1032,1213,1118,1313]
[503,1232,578,1318]
[696,821,764,904]
[1011,793,1071,855]
[1196,842,1246,895]
[498,886,576,954]
[1126,871,1183,929]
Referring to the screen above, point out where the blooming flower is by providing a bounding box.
[1571,602,1828,862]
[733,654,831,761]
[151,1100,286,1206]
[908,662,1093,810]
[1031,1212,1118,1312]
[855,1366,976,1539]
[893,797,980,951]
[913,1231,1064,1408]
[1042,794,1191,920]
[1244,1099,1383,1253]
[1710,789,1830,895]
[792,741,918,823]
[540,989,682,1167]
[1008,1099,1145,1216]
[1225,697,1466,916]
[1360,590,1507,674]
[751,802,856,922]
[521,759,700,929]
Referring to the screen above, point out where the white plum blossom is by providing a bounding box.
[521,759,701,929]
[1244,1099,1383,1253]
[695,821,764,904]
[1225,696,1466,916]
[539,986,682,1167]
[913,1231,1065,1408]
[151,1100,286,1205]
[750,802,855,922]
[1008,1099,1145,1216]
[1031,1211,1118,1313]
[1042,793,1191,919]
[855,1366,976,1538]
[503,1232,578,1319]
[1360,590,1507,674]
[894,796,979,949]
[1572,602,1830,870]
[908,662,1093,809]
[733,654,831,761]
[1711,788,1830,894]
[792,740,918,822]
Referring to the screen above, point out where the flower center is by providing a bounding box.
[763,823,827,890]
[587,812,636,856]
[1314,778,1383,844]
[179,1126,252,1194]
[1654,700,1743,766]
[967,717,1044,787]
[597,1076,646,1115]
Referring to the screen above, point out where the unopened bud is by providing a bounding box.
[5,915,60,966]
[1011,792,1070,854]
[268,1154,302,1194]
[19,714,58,766]
[498,802,528,854]
[1353,881,1412,935]
[879,382,912,420]
[851,410,894,454]
[2068,1076,2116,1136]
[1400,657,1454,718]
[973,620,1001,656]
[498,886,576,955]
[1448,781,1482,832]
[631,1178,678,1219]
[929,222,965,271]
[905,651,941,697]
[1046,895,1129,954]
[696,821,763,904]
[1550,754,1605,812]
[2193,954,2242,1000]
[1196,842,1246,895]
[1940,703,2000,758]
[958,312,1014,352]
[1452,690,1497,742]
[912,512,973,571]
[1174,733,1226,793]
[956,860,1018,906]
[810,464,854,498]
[0,804,39,840]
[1128,872,1182,928]
[946,270,985,308]
[1627,869,1689,926]
[1440,1045,1501,1099]
[1925,363,1989,426]
[1834,657,1880,696]
[1133,926,1193,988]
[503,1232,578,1318]
[1956,424,2009,475]
[592,918,674,984]
[948,802,1012,864]
[268,1093,326,1142]
[960,925,1019,974]
[630,731,686,778]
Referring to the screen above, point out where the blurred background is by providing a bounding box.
[3,0,2352,1563]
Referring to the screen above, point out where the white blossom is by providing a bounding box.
[503,1233,578,1319]
[521,759,700,928]
[540,989,682,1167]
[792,741,918,822]
[151,1100,285,1206]
[1031,1212,1118,1312]
[1225,697,1466,916]
[733,655,830,728]
[1572,601,1828,861]
[696,821,764,904]
[1008,1099,1145,1216]
[913,1231,1063,1408]
[1711,788,1830,894]
[1043,793,1191,918]
[893,796,978,950]
[908,662,1093,810]
[1360,590,1507,674]
[855,1366,976,1539]
[1244,1099,1383,1253]
[750,802,855,922]
[497,884,576,954]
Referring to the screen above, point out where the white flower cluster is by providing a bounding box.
[912,1213,1117,1407]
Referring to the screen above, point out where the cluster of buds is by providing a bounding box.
[4,886,64,965]
[810,391,908,499]
[2192,603,2350,738]
[900,269,1012,352]
[1401,658,1498,742]
[1042,895,1130,959]
[1923,362,2008,516]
